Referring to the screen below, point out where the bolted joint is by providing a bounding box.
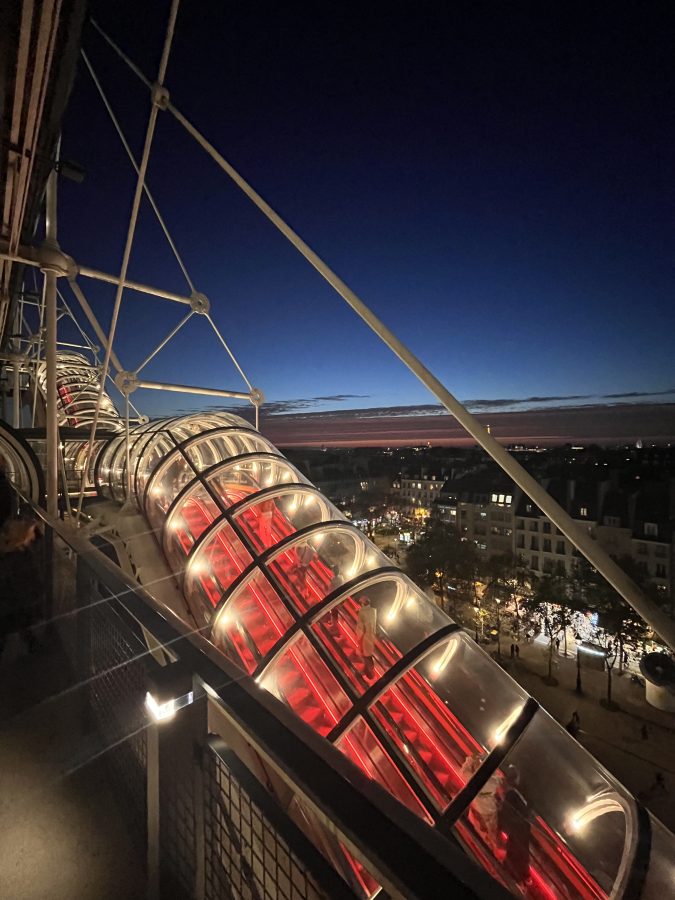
[189,290,210,315]
[151,83,170,110]
[138,414,149,425]
[250,387,265,407]
[115,370,138,396]
[38,243,77,278]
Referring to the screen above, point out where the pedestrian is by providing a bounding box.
[565,711,580,738]
[295,542,315,602]
[555,637,561,652]
[510,643,515,658]
[641,724,649,741]
[356,594,377,679]
[498,765,531,888]
[623,650,629,667]
[650,772,667,795]
[515,644,520,658]
[0,519,42,659]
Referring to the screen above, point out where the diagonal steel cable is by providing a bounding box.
[75,0,182,524]
[134,309,193,375]
[80,49,194,294]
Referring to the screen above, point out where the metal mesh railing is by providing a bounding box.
[204,748,327,900]
[86,579,148,849]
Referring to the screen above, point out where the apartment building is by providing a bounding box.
[436,472,518,563]
[393,474,446,519]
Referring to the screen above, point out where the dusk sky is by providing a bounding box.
[56,2,675,442]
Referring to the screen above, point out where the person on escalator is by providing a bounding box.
[258,498,276,550]
[295,542,315,600]
[356,595,377,679]
[326,564,342,632]
[498,765,531,888]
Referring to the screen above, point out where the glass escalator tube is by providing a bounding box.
[96,411,675,899]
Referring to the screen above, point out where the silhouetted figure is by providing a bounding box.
[0,457,14,529]
[510,643,515,658]
[0,520,42,658]
[515,644,520,658]
[295,542,315,600]
[498,766,531,887]
[641,724,649,741]
[356,595,377,679]
[566,710,581,738]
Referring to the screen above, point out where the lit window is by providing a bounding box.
[580,507,588,517]
[491,493,498,503]
[505,495,512,504]
[645,522,658,537]
[498,494,505,504]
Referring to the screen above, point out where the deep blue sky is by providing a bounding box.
[57,2,675,422]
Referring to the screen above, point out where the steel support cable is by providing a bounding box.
[134,309,193,375]
[75,0,182,524]
[80,49,195,295]
[88,21,259,406]
[67,280,124,373]
[88,22,675,650]
[205,313,254,391]
[56,287,100,360]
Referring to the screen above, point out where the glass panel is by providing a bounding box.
[454,710,633,900]
[145,451,196,531]
[96,435,123,497]
[212,570,295,674]
[185,430,278,472]
[259,633,351,737]
[205,456,305,511]
[184,521,252,623]
[163,484,221,570]
[335,717,433,825]
[267,527,390,615]
[136,431,179,497]
[643,814,675,899]
[234,488,342,554]
[366,633,528,814]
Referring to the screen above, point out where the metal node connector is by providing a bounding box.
[189,291,210,314]
[151,83,170,110]
[115,370,139,395]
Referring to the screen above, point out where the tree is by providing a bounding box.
[522,571,569,683]
[585,556,651,708]
[405,516,477,614]
[484,553,532,636]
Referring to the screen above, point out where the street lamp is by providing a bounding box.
[496,597,502,657]
[473,605,480,642]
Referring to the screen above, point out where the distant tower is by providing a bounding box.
[636,438,643,449]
